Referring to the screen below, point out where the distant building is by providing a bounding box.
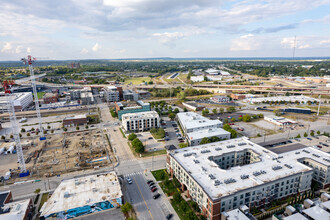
[115,100,151,120]
[187,128,230,146]
[40,172,123,219]
[67,62,80,69]
[63,114,87,127]
[264,116,297,127]
[304,77,327,84]
[122,111,160,132]
[247,95,319,105]
[123,90,138,101]
[105,86,121,102]
[135,90,151,99]
[282,108,311,114]
[206,69,221,75]
[0,198,33,220]
[211,96,230,103]
[0,92,33,112]
[231,94,246,100]
[43,93,59,104]
[182,101,204,111]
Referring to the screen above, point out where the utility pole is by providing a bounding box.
[317,95,321,116]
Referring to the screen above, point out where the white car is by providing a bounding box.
[126,177,133,184]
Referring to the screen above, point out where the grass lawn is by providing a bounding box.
[37,92,46,99]
[124,77,151,85]
[38,193,49,211]
[170,199,199,220]
[151,169,167,181]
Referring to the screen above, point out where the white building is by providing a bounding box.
[0,199,33,220]
[177,112,223,134]
[40,172,122,219]
[167,137,330,219]
[211,96,230,103]
[206,69,221,75]
[122,111,160,132]
[187,128,230,146]
[264,116,297,127]
[0,92,33,112]
[246,95,319,105]
[105,86,120,102]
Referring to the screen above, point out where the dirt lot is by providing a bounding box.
[0,129,114,181]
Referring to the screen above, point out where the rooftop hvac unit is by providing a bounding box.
[64,192,70,198]
[215,147,222,151]
[272,165,283,171]
[201,150,211,154]
[226,145,235,148]
[284,164,293,169]
[240,174,249,179]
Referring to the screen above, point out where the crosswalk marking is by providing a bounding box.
[123,171,143,177]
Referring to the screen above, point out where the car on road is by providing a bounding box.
[149,182,155,187]
[307,138,312,141]
[148,137,153,140]
[166,214,173,220]
[153,193,160,199]
[165,137,169,141]
[147,180,153,184]
[237,127,244,131]
[126,177,132,184]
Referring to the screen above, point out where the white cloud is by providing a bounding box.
[1,42,12,52]
[299,44,311,49]
[281,37,296,48]
[230,34,259,51]
[80,48,88,54]
[15,46,22,54]
[26,47,31,53]
[92,43,100,52]
[320,39,330,45]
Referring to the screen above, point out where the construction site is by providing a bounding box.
[0,129,115,182]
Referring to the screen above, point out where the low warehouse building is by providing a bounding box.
[40,172,122,219]
[264,116,297,127]
[62,114,87,127]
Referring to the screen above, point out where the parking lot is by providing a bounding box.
[161,117,182,148]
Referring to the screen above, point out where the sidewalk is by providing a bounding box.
[148,170,180,220]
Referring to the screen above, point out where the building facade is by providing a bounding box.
[105,86,121,102]
[0,92,33,112]
[123,90,138,101]
[63,114,88,127]
[167,137,330,219]
[43,93,59,104]
[231,94,246,100]
[122,111,160,132]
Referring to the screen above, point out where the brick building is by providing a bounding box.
[43,93,59,104]
[62,114,88,127]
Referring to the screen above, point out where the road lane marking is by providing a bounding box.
[133,176,154,220]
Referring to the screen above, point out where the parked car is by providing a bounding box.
[149,182,155,187]
[166,214,173,220]
[151,187,157,192]
[153,193,160,199]
[147,180,153,184]
[126,177,132,184]
[307,138,312,141]
[148,137,153,140]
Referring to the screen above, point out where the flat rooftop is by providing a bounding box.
[122,111,159,120]
[248,95,319,103]
[177,112,222,131]
[303,205,330,219]
[170,137,330,201]
[63,114,87,120]
[0,199,30,220]
[223,209,250,220]
[40,172,122,217]
[187,128,230,140]
[283,213,308,220]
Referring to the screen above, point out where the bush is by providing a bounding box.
[304,132,308,137]
[10,135,13,139]
[173,192,182,203]
[121,202,132,214]
[21,128,26,133]
[296,134,301,138]
[150,128,165,139]
[135,144,145,153]
[85,125,89,129]
[128,133,137,141]
[27,133,30,136]
[63,128,67,132]
[47,125,51,129]
[1,136,5,140]
[76,126,80,130]
[169,113,176,120]
[34,188,41,194]
[179,143,188,148]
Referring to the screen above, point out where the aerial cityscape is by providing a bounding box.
[0,1,329,220]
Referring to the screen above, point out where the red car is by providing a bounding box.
[151,187,157,192]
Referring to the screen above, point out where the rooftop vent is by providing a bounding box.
[201,150,211,154]
[253,170,267,176]
[208,174,216,180]
[238,143,247,146]
[295,151,300,154]
[312,154,320,158]
[215,147,222,151]
[64,192,70,198]
[202,166,207,172]
[184,153,193,157]
[214,180,222,186]
[193,159,200,164]
[284,164,293,169]
[272,165,283,171]
[240,174,249,180]
[226,145,235,148]
[302,149,310,154]
[323,158,330,163]
[224,178,237,184]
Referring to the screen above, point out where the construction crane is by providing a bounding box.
[2,80,28,176]
[21,55,46,141]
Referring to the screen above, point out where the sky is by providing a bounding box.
[0,0,329,60]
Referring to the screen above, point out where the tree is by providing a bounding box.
[304,132,308,138]
[63,128,67,132]
[227,106,235,113]
[76,126,80,130]
[200,137,210,145]
[174,108,179,114]
[169,113,176,120]
[177,91,186,100]
[317,130,321,135]
[21,128,26,133]
[132,138,142,148]
[220,108,224,114]
[121,202,133,214]
[179,143,188,148]
[173,192,182,203]
[31,127,35,131]
[135,144,145,153]
[51,130,54,133]
[34,188,41,194]
[1,136,5,140]
[10,134,13,139]
[242,114,251,122]
[183,107,188,112]
[47,125,51,129]
[85,125,89,129]
[310,131,315,136]
[238,117,243,121]
[128,133,137,141]
[43,130,47,134]
[274,109,281,116]
[296,134,301,138]
[212,108,217,114]
[210,136,221,142]
[231,118,236,122]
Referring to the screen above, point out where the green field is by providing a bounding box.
[124,77,151,85]
[37,92,46,99]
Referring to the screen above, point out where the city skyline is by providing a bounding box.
[0,0,329,61]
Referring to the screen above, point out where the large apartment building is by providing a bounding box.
[177,112,229,146]
[115,100,151,120]
[122,111,159,132]
[105,86,121,102]
[167,137,330,220]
